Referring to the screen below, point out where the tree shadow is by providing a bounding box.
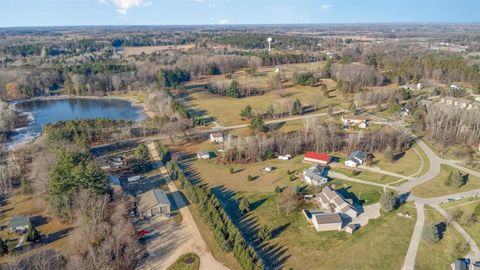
[250,198,268,211]
[31,215,49,227]
[271,223,290,239]
[436,222,447,240]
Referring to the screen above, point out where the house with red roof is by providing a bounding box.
[303,152,331,165]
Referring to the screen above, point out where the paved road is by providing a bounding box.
[402,202,425,270]
[141,143,229,270]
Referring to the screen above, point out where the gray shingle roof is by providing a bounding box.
[9,216,30,228]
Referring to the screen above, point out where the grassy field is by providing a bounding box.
[373,146,424,176]
[237,191,415,270]
[331,166,399,184]
[444,200,480,249]
[111,90,147,103]
[412,165,480,198]
[185,62,349,126]
[0,193,73,260]
[167,253,200,270]
[415,206,469,270]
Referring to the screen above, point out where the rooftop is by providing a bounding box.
[312,213,342,225]
[138,189,170,213]
[10,216,30,228]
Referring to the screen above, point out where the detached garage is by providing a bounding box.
[138,189,171,219]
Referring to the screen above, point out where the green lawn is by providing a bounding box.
[412,165,480,198]
[444,200,480,249]
[373,146,424,176]
[238,192,415,270]
[327,179,383,205]
[167,253,200,270]
[331,166,399,184]
[415,206,469,270]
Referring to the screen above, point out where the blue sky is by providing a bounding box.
[1,0,479,27]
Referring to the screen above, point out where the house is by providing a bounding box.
[304,152,331,165]
[9,216,30,233]
[317,185,358,218]
[311,213,343,232]
[345,223,360,234]
[345,151,367,168]
[138,189,171,219]
[197,151,210,160]
[358,121,368,129]
[450,259,468,270]
[210,133,224,143]
[278,154,292,160]
[303,165,329,186]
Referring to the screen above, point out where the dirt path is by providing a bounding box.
[139,143,229,270]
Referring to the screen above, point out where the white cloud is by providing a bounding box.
[219,19,229,25]
[99,0,150,14]
[193,0,205,3]
[321,4,331,10]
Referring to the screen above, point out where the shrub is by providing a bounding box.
[274,186,282,193]
[229,167,235,174]
[247,175,253,181]
[380,191,398,212]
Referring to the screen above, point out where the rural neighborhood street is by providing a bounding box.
[402,202,424,270]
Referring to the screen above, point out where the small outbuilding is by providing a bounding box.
[278,154,292,160]
[138,189,171,219]
[197,151,211,160]
[345,223,360,234]
[263,166,275,173]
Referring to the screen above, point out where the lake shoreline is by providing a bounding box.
[14,94,155,118]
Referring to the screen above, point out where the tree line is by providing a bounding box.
[167,161,264,270]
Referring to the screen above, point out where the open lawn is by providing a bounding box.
[236,191,415,270]
[412,165,480,198]
[189,155,311,192]
[167,253,200,270]
[327,179,383,205]
[444,200,480,249]
[331,166,399,184]
[0,193,73,260]
[415,206,469,270]
[373,146,424,176]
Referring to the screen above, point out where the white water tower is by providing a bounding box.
[267,37,273,51]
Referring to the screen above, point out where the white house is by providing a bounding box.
[345,151,367,168]
[303,165,328,186]
[197,151,210,160]
[209,133,224,143]
[317,185,358,218]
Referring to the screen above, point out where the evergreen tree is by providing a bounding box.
[227,80,241,98]
[257,225,272,241]
[291,98,303,115]
[384,147,395,163]
[380,191,398,212]
[26,224,41,243]
[0,238,7,257]
[274,186,282,193]
[135,143,150,172]
[422,223,440,244]
[451,170,466,188]
[248,114,266,133]
[240,105,253,119]
[239,198,250,213]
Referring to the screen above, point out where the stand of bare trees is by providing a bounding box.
[0,100,16,133]
[426,105,480,147]
[333,63,385,93]
[221,124,411,163]
[67,190,139,270]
